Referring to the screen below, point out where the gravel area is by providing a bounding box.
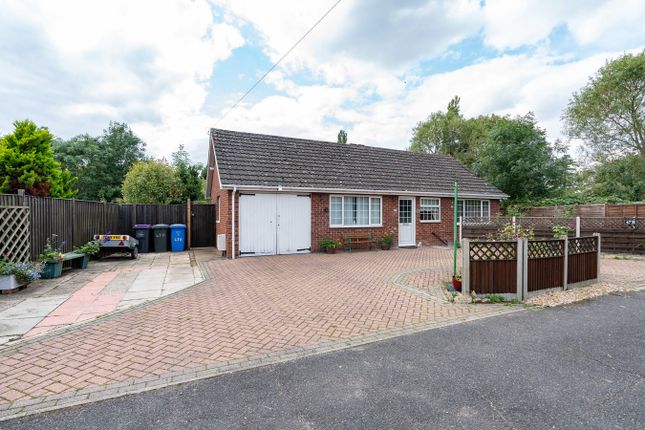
[525,282,645,307]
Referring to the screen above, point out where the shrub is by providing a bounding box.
[75,240,100,256]
[40,236,64,263]
[321,237,340,249]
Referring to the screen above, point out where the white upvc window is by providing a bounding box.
[420,198,441,222]
[457,199,490,218]
[330,195,382,227]
[216,196,221,223]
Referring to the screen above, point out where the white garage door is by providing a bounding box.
[239,193,311,256]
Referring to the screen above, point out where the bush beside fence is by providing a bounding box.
[462,235,600,300]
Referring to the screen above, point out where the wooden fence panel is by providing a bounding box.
[527,239,564,292]
[567,236,598,284]
[468,241,518,295]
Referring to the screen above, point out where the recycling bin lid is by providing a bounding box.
[133,224,152,229]
[152,224,169,229]
[170,224,186,229]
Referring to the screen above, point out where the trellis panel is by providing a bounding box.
[0,206,30,263]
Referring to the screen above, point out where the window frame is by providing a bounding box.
[216,196,221,223]
[419,197,441,223]
[329,195,382,228]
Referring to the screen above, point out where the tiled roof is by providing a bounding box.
[210,128,508,198]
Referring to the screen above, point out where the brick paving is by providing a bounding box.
[0,249,641,420]
[0,247,518,419]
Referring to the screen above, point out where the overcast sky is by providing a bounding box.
[1,0,643,164]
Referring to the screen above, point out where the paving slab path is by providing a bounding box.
[0,252,206,344]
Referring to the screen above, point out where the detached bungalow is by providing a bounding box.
[206,129,507,258]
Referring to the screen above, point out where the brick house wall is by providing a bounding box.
[311,194,502,251]
[210,181,502,257]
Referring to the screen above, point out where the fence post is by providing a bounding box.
[593,232,601,280]
[461,239,470,295]
[458,216,463,244]
[575,216,581,237]
[186,199,192,250]
[515,239,523,301]
[512,215,516,229]
[563,236,568,291]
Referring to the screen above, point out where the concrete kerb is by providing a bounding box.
[0,304,521,422]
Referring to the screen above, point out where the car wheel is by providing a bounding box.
[131,246,139,259]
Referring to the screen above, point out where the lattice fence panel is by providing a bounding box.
[0,206,30,263]
[528,239,564,259]
[580,217,645,231]
[469,241,517,261]
[569,236,598,255]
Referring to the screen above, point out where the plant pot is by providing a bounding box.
[72,254,90,269]
[325,247,336,254]
[452,276,462,292]
[0,275,22,291]
[381,243,391,250]
[41,261,63,279]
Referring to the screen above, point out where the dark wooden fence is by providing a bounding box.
[462,216,644,254]
[567,236,599,285]
[462,235,600,300]
[467,241,518,297]
[526,239,565,293]
[0,194,215,260]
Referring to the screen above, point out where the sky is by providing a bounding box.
[0,0,644,164]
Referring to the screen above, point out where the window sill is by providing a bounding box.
[329,225,383,229]
[420,220,441,224]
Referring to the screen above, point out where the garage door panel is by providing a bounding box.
[239,194,276,255]
[277,194,311,254]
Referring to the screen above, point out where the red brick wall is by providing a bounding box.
[212,185,502,257]
[209,157,233,257]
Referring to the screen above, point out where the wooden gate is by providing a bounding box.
[190,204,216,247]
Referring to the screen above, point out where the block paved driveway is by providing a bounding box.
[0,247,521,419]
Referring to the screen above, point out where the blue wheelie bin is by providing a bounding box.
[170,224,186,252]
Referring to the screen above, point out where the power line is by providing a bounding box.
[213,0,343,126]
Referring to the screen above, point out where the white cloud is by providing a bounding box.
[219,51,632,157]
[0,0,244,161]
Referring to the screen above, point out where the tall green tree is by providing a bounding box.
[0,120,76,197]
[53,121,146,201]
[337,129,348,144]
[473,114,572,202]
[52,134,101,200]
[121,160,180,204]
[588,154,645,201]
[409,96,512,167]
[171,145,204,202]
[563,51,645,157]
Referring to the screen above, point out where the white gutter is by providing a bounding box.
[231,186,236,259]
[218,184,508,200]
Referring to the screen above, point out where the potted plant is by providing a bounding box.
[321,237,340,254]
[452,273,462,291]
[39,236,64,279]
[0,260,42,291]
[381,229,394,250]
[73,240,100,269]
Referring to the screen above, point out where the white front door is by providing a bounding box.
[398,197,415,246]
[238,193,311,256]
